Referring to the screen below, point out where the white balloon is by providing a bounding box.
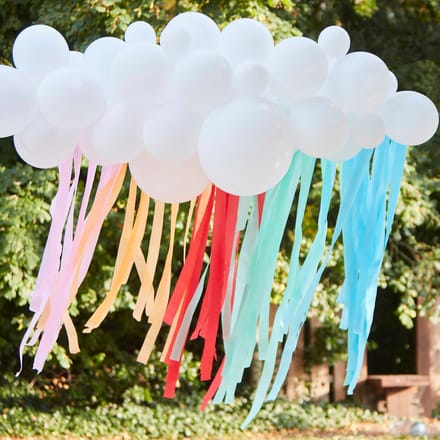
[14,115,76,168]
[0,66,36,137]
[379,91,439,146]
[220,18,273,66]
[68,50,84,69]
[350,114,386,149]
[13,24,69,81]
[289,97,349,158]
[160,12,220,57]
[84,37,125,84]
[234,61,269,96]
[110,43,171,103]
[173,50,233,112]
[327,51,390,114]
[143,102,202,163]
[129,151,210,203]
[37,67,106,131]
[318,26,350,59]
[198,97,294,196]
[159,27,192,60]
[269,37,328,102]
[125,21,156,44]
[327,140,361,162]
[385,71,398,97]
[82,100,147,165]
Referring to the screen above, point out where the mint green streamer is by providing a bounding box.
[215,152,308,404]
[264,150,373,404]
[213,196,259,404]
[242,158,335,427]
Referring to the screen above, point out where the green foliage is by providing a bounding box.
[0,373,387,438]
[0,164,57,370]
[0,0,438,419]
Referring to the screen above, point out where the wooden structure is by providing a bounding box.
[365,374,429,417]
[277,308,440,418]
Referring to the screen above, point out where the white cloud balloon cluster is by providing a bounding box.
[0,13,438,201]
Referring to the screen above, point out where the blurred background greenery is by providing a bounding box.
[0,0,438,436]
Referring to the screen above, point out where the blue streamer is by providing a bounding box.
[241,148,378,427]
[339,138,407,393]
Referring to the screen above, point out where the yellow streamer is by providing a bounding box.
[63,312,80,354]
[114,177,138,281]
[137,203,179,364]
[84,185,150,332]
[159,187,213,363]
[133,201,165,321]
[37,303,50,332]
[68,165,127,307]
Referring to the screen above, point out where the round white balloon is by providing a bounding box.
[143,101,202,163]
[14,115,77,168]
[327,140,361,162]
[125,21,156,44]
[129,151,210,203]
[160,11,220,57]
[0,66,36,137]
[350,114,386,149]
[220,18,273,66]
[68,50,84,69]
[289,97,349,158]
[379,91,439,145]
[173,50,233,112]
[81,100,148,165]
[84,37,125,85]
[13,24,69,81]
[234,61,269,96]
[198,97,294,196]
[327,51,390,114]
[269,37,328,102]
[318,26,350,59]
[384,71,398,97]
[110,43,171,103]
[37,67,106,131]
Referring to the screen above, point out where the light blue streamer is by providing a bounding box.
[265,150,373,405]
[339,138,407,393]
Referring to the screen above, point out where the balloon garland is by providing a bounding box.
[1,12,438,426]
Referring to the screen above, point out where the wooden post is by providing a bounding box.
[333,360,347,401]
[284,326,307,400]
[309,316,330,402]
[417,308,440,416]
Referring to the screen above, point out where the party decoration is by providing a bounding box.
[0,12,438,428]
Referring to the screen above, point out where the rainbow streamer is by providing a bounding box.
[15,140,409,424]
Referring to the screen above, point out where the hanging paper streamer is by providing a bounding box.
[213,152,314,405]
[338,138,407,393]
[19,156,126,373]
[1,11,438,427]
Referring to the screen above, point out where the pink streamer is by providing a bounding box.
[17,154,75,375]
[33,162,122,372]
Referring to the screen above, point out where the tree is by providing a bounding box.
[0,0,438,396]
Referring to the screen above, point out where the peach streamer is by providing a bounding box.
[84,180,149,333]
[137,203,179,364]
[133,200,165,321]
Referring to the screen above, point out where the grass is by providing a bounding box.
[1,375,439,439]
